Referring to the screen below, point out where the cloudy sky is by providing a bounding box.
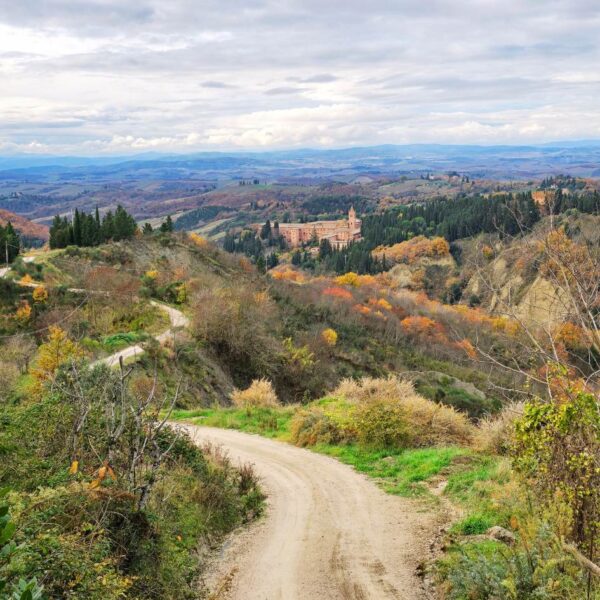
[1,0,599,155]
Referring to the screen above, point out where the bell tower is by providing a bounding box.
[348,206,357,229]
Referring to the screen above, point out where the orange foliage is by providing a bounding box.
[555,322,588,350]
[539,228,593,285]
[400,315,447,342]
[356,274,377,287]
[323,286,353,300]
[271,268,305,283]
[20,274,34,285]
[353,304,372,315]
[367,297,393,311]
[481,245,494,260]
[238,257,254,272]
[455,338,477,359]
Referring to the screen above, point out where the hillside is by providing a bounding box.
[0,208,48,243]
[0,225,598,599]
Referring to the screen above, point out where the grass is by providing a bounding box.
[313,444,470,497]
[170,406,295,440]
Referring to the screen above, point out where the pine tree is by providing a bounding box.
[160,215,173,233]
[72,209,82,246]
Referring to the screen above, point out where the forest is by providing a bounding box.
[49,205,137,249]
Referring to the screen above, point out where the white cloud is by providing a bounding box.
[0,0,599,153]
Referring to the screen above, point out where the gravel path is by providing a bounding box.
[183,425,443,600]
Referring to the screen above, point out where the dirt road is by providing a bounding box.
[94,301,189,367]
[183,425,442,600]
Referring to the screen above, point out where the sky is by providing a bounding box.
[1,0,599,155]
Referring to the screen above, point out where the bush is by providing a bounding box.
[353,397,412,449]
[474,402,524,455]
[290,408,344,447]
[334,376,473,449]
[333,375,415,405]
[231,378,280,410]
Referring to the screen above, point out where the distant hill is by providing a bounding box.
[0,208,49,242]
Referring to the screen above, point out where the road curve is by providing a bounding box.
[182,425,442,600]
[94,301,189,367]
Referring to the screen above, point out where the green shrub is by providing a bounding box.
[335,376,473,450]
[437,525,591,600]
[353,397,412,449]
[290,408,344,447]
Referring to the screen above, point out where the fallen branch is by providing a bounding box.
[564,543,600,578]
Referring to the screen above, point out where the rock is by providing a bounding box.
[486,526,516,544]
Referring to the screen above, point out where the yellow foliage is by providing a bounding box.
[15,300,32,323]
[189,232,210,249]
[271,268,305,283]
[176,283,187,303]
[20,273,34,285]
[32,285,49,303]
[145,270,158,280]
[374,236,450,265]
[321,327,338,346]
[32,326,84,384]
[376,298,392,311]
[335,272,360,287]
[69,460,79,475]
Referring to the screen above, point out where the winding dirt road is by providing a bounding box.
[94,301,189,367]
[183,425,443,600]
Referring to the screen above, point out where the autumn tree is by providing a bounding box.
[31,326,83,385]
[321,328,338,346]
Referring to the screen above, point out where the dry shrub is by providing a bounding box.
[334,376,473,449]
[474,401,524,455]
[0,361,19,399]
[333,375,415,404]
[290,408,344,447]
[230,378,280,409]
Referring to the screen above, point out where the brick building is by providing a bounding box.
[277,207,362,249]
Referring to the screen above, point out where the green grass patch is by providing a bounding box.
[171,406,295,440]
[314,444,470,496]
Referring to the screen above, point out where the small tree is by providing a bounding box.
[31,326,83,385]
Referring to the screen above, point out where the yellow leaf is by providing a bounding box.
[88,478,101,490]
[68,460,79,475]
[97,465,108,480]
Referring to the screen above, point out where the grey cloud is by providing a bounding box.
[0,0,600,152]
[264,87,308,95]
[201,80,235,89]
